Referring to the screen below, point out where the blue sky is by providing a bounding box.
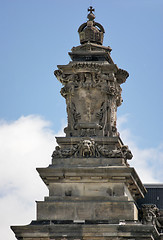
[0,1,163,239]
[1,0,163,148]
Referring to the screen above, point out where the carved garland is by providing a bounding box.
[52,139,133,160]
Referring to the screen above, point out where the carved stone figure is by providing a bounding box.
[66,101,81,132]
[75,139,96,157]
[96,101,106,130]
[83,72,93,89]
[60,81,75,97]
[141,204,160,227]
[51,146,62,158]
[121,145,133,160]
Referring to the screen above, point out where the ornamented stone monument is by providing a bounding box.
[11,7,162,240]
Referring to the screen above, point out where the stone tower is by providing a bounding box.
[11,7,162,240]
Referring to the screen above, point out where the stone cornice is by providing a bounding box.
[37,166,146,200]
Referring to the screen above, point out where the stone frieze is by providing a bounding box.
[52,139,133,160]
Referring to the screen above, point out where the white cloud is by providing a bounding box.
[118,115,163,183]
[0,115,63,240]
[0,115,162,240]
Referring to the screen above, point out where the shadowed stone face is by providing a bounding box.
[78,139,95,157]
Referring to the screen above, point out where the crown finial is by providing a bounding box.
[78,7,105,45]
[87,6,95,21]
[88,6,95,14]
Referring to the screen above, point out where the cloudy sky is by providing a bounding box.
[0,0,163,239]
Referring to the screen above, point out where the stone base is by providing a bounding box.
[11,221,160,240]
[37,199,137,221]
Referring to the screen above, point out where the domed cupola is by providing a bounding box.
[78,6,105,45]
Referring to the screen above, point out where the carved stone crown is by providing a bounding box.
[78,6,105,45]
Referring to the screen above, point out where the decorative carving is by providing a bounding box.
[140,204,161,228]
[96,145,122,158]
[60,81,75,97]
[64,100,81,136]
[96,101,106,129]
[52,145,78,159]
[54,69,63,82]
[52,139,96,159]
[51,146,62,158]
[52,141,132,160]
[55,69,122,100]
[75,139,96,157]
[66,101,81,131]
[72,62,101,72]
[82,72,94,89]
[96,144,132,160]
[54,70,79,85]
[121,145,133,160]
[80,128,96,137]
[115,68,129,84]
[54,63,127,138]
[116,85,123,107]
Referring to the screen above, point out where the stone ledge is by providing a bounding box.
[52,157,125,168]
[56,136,123,145]
[43,196,129,202]
[11,223,160,239]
